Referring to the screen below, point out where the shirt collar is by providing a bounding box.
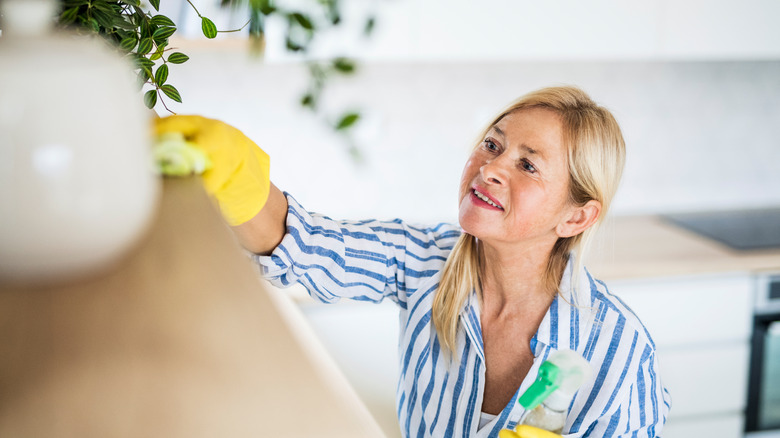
[460,290,485,363]
[458,255,598,363]
[531,256,596,354]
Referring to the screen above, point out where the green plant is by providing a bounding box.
[54,0,372,137]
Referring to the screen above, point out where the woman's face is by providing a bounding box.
[458,108,576,249]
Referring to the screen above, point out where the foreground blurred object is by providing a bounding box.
[0,177,384,437]
[0,0,159,283]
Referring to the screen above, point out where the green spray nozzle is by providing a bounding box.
[516,350,593,413]
[517,361,562,410]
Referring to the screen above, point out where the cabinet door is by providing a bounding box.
[611,273,753,438]
[663,414,743,438]
[609,273,753,347]
[659,344,750,416]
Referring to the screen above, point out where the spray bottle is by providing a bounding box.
[499,349,591,438]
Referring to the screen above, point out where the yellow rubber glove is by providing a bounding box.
[499,425,563,438]
[154,115,270,226]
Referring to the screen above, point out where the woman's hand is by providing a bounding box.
[154,115,287,254]
[154,115,270,226]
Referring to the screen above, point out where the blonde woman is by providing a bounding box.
[156,86,670,437]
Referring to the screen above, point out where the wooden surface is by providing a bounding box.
[587,215,780,280]
[0,178,385,438]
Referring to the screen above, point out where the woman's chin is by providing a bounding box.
[458,216,489,240]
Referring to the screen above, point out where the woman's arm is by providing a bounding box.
[232,182,288,255]
[254,194,461,305]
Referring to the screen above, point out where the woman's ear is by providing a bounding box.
[556,200,602,238]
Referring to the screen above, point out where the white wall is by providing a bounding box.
[161,54,780,223]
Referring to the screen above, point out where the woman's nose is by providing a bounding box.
[480,159,508,186]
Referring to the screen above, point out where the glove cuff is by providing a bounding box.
[213,147,270,226]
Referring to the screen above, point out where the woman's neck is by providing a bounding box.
[478,239,556,321]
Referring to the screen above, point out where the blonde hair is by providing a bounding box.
[432,86,626,353]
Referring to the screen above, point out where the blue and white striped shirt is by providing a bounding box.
[255,194,671,437]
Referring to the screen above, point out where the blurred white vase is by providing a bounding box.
[0,0,160,283]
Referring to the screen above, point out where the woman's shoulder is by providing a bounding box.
[568,272,670,436]
[582,269,658,356]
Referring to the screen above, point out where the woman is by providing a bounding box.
[156,86,670,437]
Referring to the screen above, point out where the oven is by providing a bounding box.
[746,273,780,436]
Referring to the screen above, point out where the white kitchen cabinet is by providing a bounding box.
[611,273,755,438]
[658,345,750,418]
[609,274,754,347]
[662,415,744,438]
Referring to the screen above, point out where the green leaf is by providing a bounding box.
[149,0,161,11]
[137,37,154,55]
[291,13,314,30]
[119,35,138,51]
[112,15,139,31]
[150,49,163,61]
[153,26,176,42]
[201,17,217,39]
[154,64,169,85]
[60,7,80,24]
[335,112,360,130]
[92,1,115,14]
[167,52,189,64]
[160,84,182,103]
[150,15,176,27]
[255,0,276,15]
[89,17,100,32]
[364,17,376,36]
[140,19,151,37]
[285,38,303,52]
[90,0,115,14]
[333,58,355,74]
[135,56,154,70]
[138,68,150,84]
[144,89,157,109]
[92,10,114,30]
[120,0,141,6]
[301,93,314,108]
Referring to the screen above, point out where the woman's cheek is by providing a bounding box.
[458,160,478,199]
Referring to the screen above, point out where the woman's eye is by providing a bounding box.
[483,139,499,151]
[521,159,537,173]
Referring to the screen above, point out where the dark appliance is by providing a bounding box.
[746,273,780,436]
[662,207,780,251]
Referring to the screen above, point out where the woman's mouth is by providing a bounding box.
[471,188,504,210]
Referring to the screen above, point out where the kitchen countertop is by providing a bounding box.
[586,215,780,281]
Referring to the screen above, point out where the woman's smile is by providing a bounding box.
[471,186,504,210]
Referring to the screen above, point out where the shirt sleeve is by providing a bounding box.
[253,193,460,306]
[570,352,671,438]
